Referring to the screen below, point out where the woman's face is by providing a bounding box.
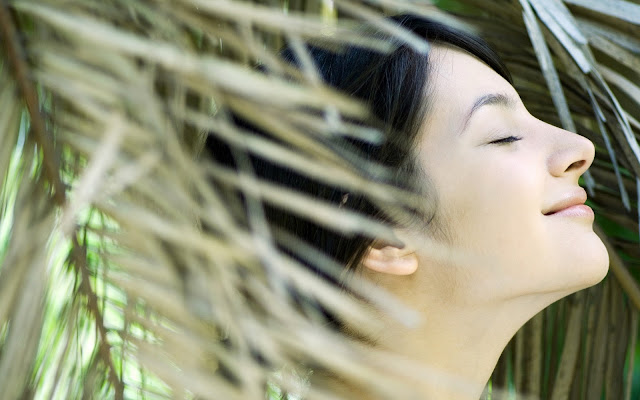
[414,45,609,305]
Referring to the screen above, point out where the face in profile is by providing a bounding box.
[363,44,608,313]
[412,45,609,305]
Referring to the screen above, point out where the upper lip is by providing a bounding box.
[543,188,588,215]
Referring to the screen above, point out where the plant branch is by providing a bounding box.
[1,4,125,396]
[72,236,125,400]
[0,0,65,205]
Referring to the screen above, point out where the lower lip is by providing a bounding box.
[546,204,594,218]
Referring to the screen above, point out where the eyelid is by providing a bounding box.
[488,135,522,145]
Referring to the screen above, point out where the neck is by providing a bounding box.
[380,294,553,399]
[316,295,553,400]
[395,305,522,398]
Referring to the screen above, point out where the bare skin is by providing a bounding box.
[353,45,609,399]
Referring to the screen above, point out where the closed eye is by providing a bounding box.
[489,135,522,145]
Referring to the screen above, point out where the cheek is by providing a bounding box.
[430,152,607,298]
[423,150,558,299]
[431,152,544,253]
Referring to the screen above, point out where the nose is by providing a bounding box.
[547,126,595,180]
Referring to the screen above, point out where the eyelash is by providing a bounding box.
[489,135,522,145]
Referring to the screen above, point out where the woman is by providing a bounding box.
[210,14,609,400]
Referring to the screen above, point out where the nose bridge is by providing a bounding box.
[546,123,595,179]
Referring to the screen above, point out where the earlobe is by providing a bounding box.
[362,244,419,276]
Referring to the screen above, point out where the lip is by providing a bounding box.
[543,189,592,218]
[545,204,594,219]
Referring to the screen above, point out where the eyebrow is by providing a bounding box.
[459,93,518,135]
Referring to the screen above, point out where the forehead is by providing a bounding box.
[423,45,516,133]
[428,45,512,98]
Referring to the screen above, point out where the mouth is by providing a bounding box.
[543,189,592,218]
[544,204,594,218]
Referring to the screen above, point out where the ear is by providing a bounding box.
[362,240,419,276]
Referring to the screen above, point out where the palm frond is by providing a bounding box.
[1,0,640,399]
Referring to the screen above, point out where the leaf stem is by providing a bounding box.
[0,0,65,204]
[0,3,124,398]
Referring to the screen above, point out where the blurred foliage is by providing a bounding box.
[1,0,640,399]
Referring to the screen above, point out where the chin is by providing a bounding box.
[563,234,610,293]
[534,232,609,300]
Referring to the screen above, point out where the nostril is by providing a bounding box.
[566,159,586,172]
[547,131,595,177]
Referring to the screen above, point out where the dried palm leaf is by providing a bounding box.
[1,0,640,399]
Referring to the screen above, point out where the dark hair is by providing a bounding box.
[206,14,511,300]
